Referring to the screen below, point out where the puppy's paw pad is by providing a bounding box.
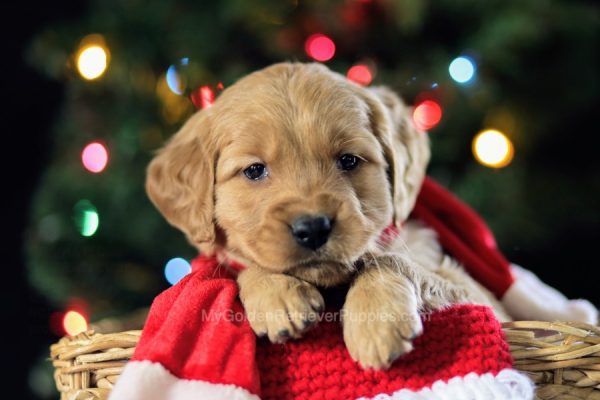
[243,279,324,343]
[278,328,290,338]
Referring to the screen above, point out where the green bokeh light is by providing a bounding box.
[73,200,99,237]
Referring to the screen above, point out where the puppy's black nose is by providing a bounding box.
[291,215,333,251]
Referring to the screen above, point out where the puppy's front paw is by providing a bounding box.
[342,291,422,370]
[240,275,324,343]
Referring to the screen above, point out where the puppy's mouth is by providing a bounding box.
[289,259,331,269]
[285,258,357,287]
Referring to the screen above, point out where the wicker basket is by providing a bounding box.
[503,321,600,399]
[51,321,600,400]
[51,330,140,400]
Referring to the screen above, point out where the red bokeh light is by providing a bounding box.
[200,86,214,108]
[50,298,90,337]
[63,310,88,336]
[305,34,336,62]
[191,85,215,109]
[347,65,373,86]
[412,100,443,131]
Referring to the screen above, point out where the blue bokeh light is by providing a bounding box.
[164,257,192,285]
[449,56,476,84]
[166,65,183,95]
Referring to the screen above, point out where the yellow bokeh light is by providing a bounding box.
[63,311,88,336]
[77,45,108,80]
[156,74,193,123]
[472,129,514,168]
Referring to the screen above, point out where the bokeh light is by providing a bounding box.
[73,200,99,237]
[449,56,476,84]
[305,34,336,62]
[412,100,443,131]
[199,85,215,108]
[156,74,193,123]
[190,85,215,109]
[77,45,109,80]
[165,58,189,95]
[166,65,184,95]
[347,64,373,86]
[81,142,108,173]
[63,311,87,336]
[472,129,514,168]
[164,257,192,285]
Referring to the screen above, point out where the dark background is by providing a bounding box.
[6,0,87,396]
[6,1,599,398]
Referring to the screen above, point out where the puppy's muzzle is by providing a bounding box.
[290,215,333,251]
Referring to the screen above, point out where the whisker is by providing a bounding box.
[358,205,390,212]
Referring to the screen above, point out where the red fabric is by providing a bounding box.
[131,256,260,395]
[411,177,514,298]
[132,256,512,398]
[257,304,512,400]
[379,223,401,246]
[129,176,517,397]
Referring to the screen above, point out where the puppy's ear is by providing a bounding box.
[146,110,216,249]
[363,86,430,225]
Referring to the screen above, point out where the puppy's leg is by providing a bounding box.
[342,255,468,369]
[434,255,512,321]
[237,267,324,343]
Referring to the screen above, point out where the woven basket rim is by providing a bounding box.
[51,320,600,400]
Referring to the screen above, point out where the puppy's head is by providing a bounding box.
[146,63,429,286]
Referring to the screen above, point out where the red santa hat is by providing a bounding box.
[413,178,597,324]
[109,177,595,400]
[110,256,533,399]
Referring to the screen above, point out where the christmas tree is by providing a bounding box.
[25,0,598,398]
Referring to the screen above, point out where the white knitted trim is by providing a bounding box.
[357,369,534,400]
[108,361,533,400]
[503,264,598,324]
[108,360,260,400]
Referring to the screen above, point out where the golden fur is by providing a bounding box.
[146,63,508,369]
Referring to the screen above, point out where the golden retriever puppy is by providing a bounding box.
[146,63,507,370]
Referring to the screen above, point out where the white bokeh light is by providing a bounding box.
[472,129,514,168]
[77,45,108,80]
[449,56,476,84]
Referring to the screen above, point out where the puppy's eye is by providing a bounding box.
[243,163,268,180]
[337,154,360,171]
